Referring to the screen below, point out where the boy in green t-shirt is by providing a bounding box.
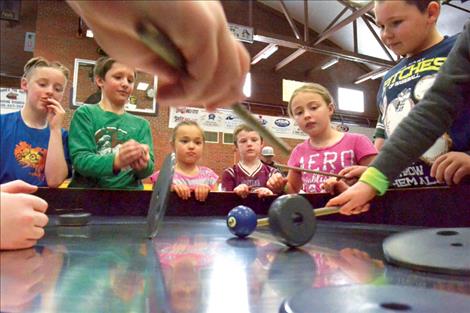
[68,57,154,189]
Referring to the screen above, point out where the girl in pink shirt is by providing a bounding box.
[268,84,377,193]
[150,121,218,201]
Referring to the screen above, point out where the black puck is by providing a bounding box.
[58,213,91,226]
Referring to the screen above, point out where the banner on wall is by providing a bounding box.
[168,106,309,140]
[0,88,25,114]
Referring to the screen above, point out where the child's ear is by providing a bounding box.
[426,1,441,24]
[328,103,335,116]
[95,76,104,88]
[20,77,28,91]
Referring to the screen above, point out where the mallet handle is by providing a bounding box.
[274,163,347,179]
[136,20,292,156]
[256,206,341,227]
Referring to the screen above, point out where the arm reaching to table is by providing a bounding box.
[327,21,470,215]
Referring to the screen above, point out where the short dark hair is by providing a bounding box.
[233,124,263,147]
[94,56,136,88]
[404,0,439,12]
[93,56,117,81]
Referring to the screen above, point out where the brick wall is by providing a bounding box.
[30,1,301,180]
[0,1,37,87]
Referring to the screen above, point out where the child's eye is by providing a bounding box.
[55,87,63,93]
[392,20,402,27]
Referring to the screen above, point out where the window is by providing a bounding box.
[282,79,308,102]
[204,131,219,143]
[223,133,234,145]
[337,87,364,113]
[243,72,251,97]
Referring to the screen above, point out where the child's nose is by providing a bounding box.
[382,27,393,40]
[121,80,129,88]
[45,86,54,95]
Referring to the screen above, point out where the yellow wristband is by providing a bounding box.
[283,184,289,194]
[359,167,389,196]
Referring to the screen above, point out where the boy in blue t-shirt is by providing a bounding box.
[328,20,470,215]
[372,0,469,189]
[0,57,71,187]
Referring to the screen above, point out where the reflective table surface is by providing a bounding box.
[1,217,469,313]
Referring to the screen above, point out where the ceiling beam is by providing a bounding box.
[274,0,311,72]
[443,1,470,13]
[303,0,309,42]
[338,0,377,23]
[254,30,396,68]
[279,0,301,40]
[353,19,358,53]
[316,6,348,43]
[361,16,396,62]
[354,67,389,84]
[275,48,306,71]
[363,14,377,26]
[251,43,278,64]
[313,1,374,46]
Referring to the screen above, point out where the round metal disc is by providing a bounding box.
[268,195,316,247]
[280,285,470,313]
[147,153,175,238]
[383,228,470,275]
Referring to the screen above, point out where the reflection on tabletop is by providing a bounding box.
[0,246,66,313]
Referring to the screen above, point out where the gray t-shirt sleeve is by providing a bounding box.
[371,20,470,181]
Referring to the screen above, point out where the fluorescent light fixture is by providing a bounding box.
[354,67,389,84]
[354,75,370,85]
[263,44,278,58]
[371,69,388,80]
[243,72,251,97]
[136,82,149,91]
[321,58,339,70]
[251,44,278,64]
[86,29,94,38]
[350,0,372,5]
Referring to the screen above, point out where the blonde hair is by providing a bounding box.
[233,124,263,147]
[23,57,69,81]
[171,120,205,144]
[287,83,335,118]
